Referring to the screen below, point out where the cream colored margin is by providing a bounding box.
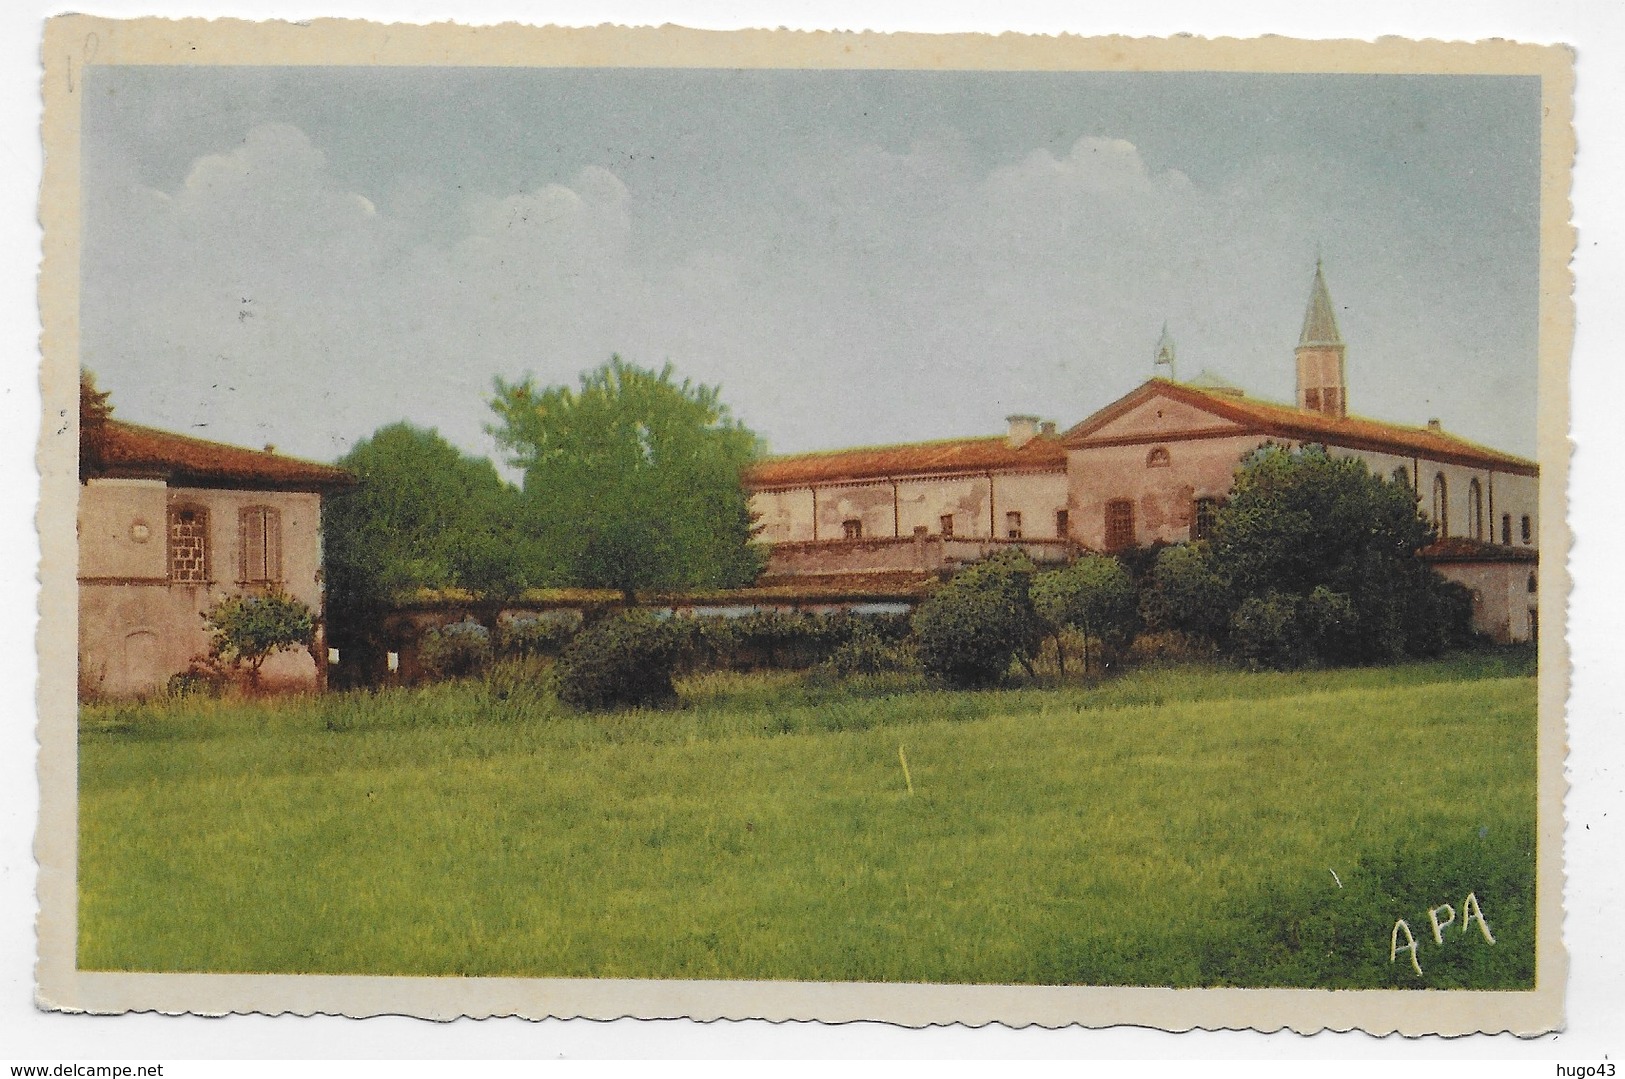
[36,17,1575,1034]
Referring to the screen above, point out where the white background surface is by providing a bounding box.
[2,0,1620,1062]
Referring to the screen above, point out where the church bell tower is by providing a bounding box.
[1295,260,1347,418]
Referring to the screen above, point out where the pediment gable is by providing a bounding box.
[1067,385,1247,445]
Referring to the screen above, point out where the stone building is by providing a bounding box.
[746,262,1540,642]
[78,417,353,697]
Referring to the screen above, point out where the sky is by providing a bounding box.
[79,66,1543,469]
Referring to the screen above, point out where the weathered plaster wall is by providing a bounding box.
[1067,434,1261,550]
[78,482,326,697]
[1433,561,1539,643]
[751,470,1068,545]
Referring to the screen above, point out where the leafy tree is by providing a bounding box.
[323,423,531,661]
[202,590,316,686]
[489,356,765,603]
[1032,555,1139,675]
[1209,443,1470,667]
[912,550,1041,688]
[80,369,114,479]
[1139,542,1232,644]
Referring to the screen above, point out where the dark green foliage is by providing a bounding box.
[493,612,581,660]
[824,624,920,678]
[1199,826,1535,989]
[201,590,316,685]
[418,619,493,681]
[489,357,766,601]
[1139,542,1232,643]
[665,610,912,673]
[324,423,531,658]
[555,610,681,711]
[1207,443,1473,668]
[912,551,1041,688]
[1032,555,1140,674]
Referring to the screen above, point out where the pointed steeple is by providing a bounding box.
[1153,322,1177,381]
[1294,259,1348,418]
[1298,259,1344,349]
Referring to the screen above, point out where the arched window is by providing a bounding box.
[167,505,209,583]
[239,505,283,584]
[1502,513,1512,546]
[1105,499,1136,552]
[1527,572,1538,594]
[1146,446,1171,469]
[1431,473,1449,537]
[1521,515,1533,544]
[1468,478,1485,541]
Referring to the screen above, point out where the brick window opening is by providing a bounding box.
[1502,513,1512,546]
[1006,511,1022,539]
[239,506,284,584]
[1055,509,1069,538]
[1105,499,1135,552]
[842,518,863,541]
[167,507,209,583]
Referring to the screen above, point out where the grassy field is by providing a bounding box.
[78,652,1538,987]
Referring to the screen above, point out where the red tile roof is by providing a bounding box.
[747,433,1067,488]
[90,420,355,491]
[1065,379,1538,476]
[1419,537,1539,563]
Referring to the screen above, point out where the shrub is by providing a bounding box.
[912,551,1040,688]
[494,612,580,659]
[202,589,316,686]
[824,624,919,678]
[1032,555,1139,675]
[1140,543,1232,643]
[556,610,680,710]
[1229,590,1309,670]
[418,618,493,680]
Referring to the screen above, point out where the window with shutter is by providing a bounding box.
[239,506,283,584]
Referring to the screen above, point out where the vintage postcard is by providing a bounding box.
[36,18,1573,1034]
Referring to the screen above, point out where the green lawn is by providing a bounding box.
[77,652,1538,987]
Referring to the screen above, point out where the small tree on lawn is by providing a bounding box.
[203,590,317,687]
[912,550,1041,688]
[1032,554,1139,675]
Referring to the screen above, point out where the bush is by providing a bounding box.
[912,551,1040,688]
[1032,555,1139,675]
[1140,543,1232,643]
[556,610,680,710]
[494,611,580,659]
[418,619,493,680]
[202,589,316,686]
[1229,590,1309,670]
[824,624,919,678]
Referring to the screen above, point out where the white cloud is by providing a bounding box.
[82,119,1536,469]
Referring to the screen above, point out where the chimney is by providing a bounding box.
[1426,419,1442,433]
[1006,414,1040,449]
[263,443,277,454]
[1039,420,1057,438]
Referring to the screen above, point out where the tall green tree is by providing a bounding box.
[1208,443,1471,665]
[324,423,530,656]
[488,356,765,602]
[1032,554,1139,674]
